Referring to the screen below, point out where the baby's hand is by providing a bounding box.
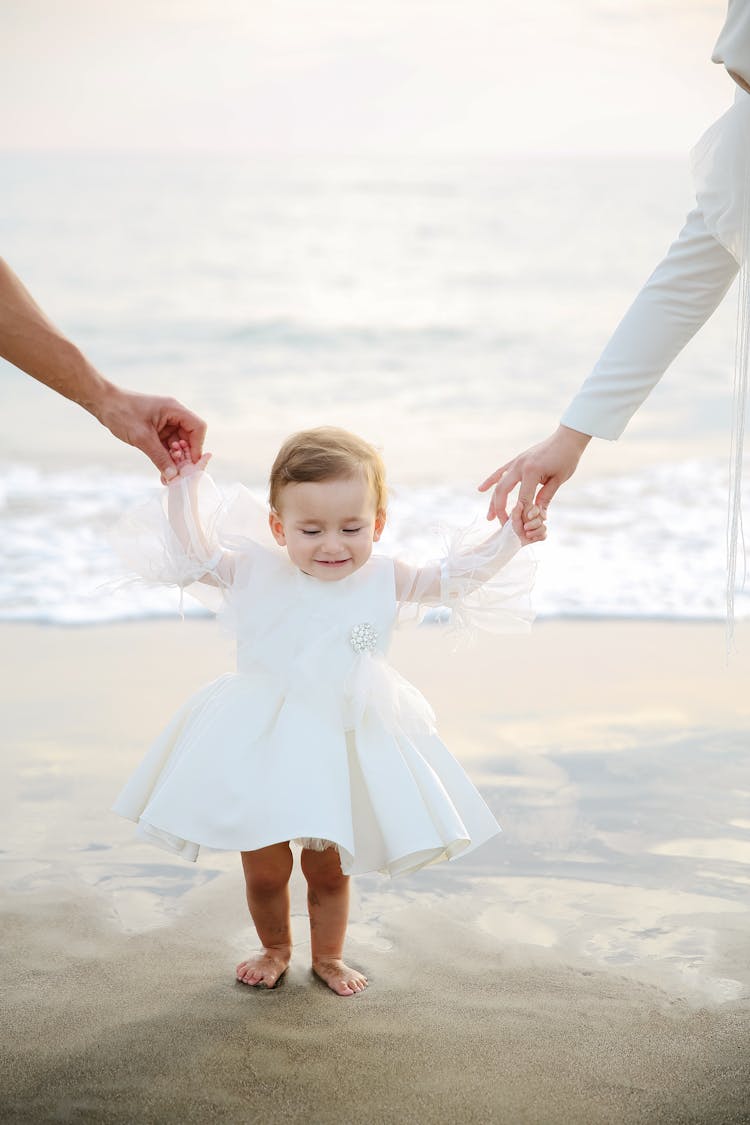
[520,504,546,545]
[162,438,212,484]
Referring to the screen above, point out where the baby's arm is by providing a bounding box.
[165,440,236,587]
[394,505,544,606]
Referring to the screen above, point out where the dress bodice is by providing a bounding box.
[114,468,534,695]
[230,550,397,684]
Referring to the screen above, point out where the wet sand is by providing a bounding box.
[2,620,750,1123]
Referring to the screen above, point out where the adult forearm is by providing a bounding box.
[0,256,113,419]
[4,328,112,418]
[561,207,739,440]
[0,257,207,473]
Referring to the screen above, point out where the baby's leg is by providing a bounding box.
[300,846,367,996]
[236,843,293,987]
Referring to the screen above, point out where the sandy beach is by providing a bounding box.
[2,619,750,1123]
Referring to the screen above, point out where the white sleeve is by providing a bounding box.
[393,520,535,638]
[561,205,739,440]
[165,471,236,588]
[110,470,238,607]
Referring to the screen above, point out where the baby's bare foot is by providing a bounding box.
[312,957,368,997]
[236,946,290,988]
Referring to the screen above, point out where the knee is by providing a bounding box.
[248,867,288,896]
[244,848,292,896]
[301,850,347,895]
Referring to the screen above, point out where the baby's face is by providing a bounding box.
[269,475,385,581]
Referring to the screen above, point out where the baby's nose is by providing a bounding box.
[321,533,344,553]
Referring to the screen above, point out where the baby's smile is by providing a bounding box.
[269,476,386,582]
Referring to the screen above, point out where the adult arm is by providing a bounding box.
[0,256,206,475]
[480,206,740,530]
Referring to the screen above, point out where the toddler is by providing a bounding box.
[113,427,545,995]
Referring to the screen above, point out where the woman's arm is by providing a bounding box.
[481,205,739,528]
[561,207,739,439]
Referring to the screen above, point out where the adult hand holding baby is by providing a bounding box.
[0,256,206,479]
[478,424,591,539]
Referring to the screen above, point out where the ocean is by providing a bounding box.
[0,150,745,624]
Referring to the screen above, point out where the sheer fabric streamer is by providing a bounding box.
[691,89,750,645]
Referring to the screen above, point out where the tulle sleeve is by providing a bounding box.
[393,519,536,641]
[110,469,277,613]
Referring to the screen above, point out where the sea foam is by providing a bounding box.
[0,459,746,625]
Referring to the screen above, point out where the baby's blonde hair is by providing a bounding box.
[269,427,387,515]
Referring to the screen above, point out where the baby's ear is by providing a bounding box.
[268,511,287,546]
[373,509,387,542]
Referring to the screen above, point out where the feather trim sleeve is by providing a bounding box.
[110,469,277,613]
[393,519,536,641]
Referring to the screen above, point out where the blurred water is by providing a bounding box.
[0,151,744,622]
[0,455,745,623]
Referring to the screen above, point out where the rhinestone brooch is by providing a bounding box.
[350,622,378,654]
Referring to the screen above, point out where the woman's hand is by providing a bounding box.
[478,424,591,537]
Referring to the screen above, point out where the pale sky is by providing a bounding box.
[0,0,732,155]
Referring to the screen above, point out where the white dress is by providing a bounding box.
[112,472,535,878]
